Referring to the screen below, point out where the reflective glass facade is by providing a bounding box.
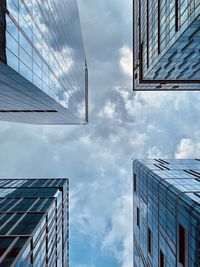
[0,178,69,267]
[133,0,200,90]
[0,0,88,124]
[133,159,200,267]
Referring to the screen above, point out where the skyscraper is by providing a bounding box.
[133,1,200,91]
[133,159,200,267]
[0,0,88,124]
[0,178,69,267]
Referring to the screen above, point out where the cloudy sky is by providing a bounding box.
[1,0,200,266]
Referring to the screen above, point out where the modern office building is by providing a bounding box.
[133,1,200,90]
[133,159,200,267]
[0,0,88,124]
[0,178,69,267]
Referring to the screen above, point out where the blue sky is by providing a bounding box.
[1,0,200,266]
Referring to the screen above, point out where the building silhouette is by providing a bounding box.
[133,159,200,267]
[0,0,88,124]
[0,178,69,267]
[133,1,200,90]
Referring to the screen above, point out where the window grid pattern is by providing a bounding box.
[133,159,200,267]
[0,0,87,124]
[0,178,69,267]
[133,0,200,91]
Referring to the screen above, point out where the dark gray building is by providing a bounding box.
[0,178,69,267]
[133,1,200,90]
[0,0,88,124]
[133,159,200,267]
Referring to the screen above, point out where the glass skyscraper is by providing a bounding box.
[133,0,200,90]
[133,159,200,267]
[0,0,88,124]
[0,178,69,267]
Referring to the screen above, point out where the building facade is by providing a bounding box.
[133,159,200,267]
[133,0,200,90]
[0,0,88,124]
[0,178,69,267]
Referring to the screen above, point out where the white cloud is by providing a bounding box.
[147,146,169,159]
[76,264,95,267]
[130,132,148,150]
[2,0,200,266]
[99,101,117,119]
[80,135,91,144]
[175,138,200,159]
[119,46,133,77]
[102,195,132,267]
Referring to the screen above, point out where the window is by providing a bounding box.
[148,228,152,255]
[179,224,186,267]
[160,250,165,267]
[134,174,136,192]
[137,207,140,228]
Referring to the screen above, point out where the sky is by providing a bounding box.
[1,0,200,266]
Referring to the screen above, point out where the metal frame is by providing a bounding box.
[85,60,89,124]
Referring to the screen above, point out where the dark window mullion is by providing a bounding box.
[158,0,161,54]
[160,250,165,267]
[175,0,179,31]
[148,227,152,255]
[179,224,186,266]
[137,207,140,228]
[146,0,149,68]
[134,174,136,192]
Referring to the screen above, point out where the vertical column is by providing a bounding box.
[158,0,161,54]
[55,198,58,267]
[146,0,149,68]
[45,213,49,266]
[0,0,7,63]
[85,60,88,124]
[175,0,179,31]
